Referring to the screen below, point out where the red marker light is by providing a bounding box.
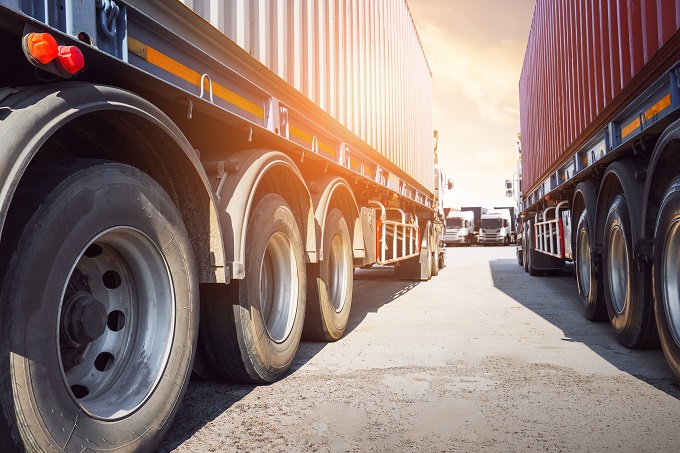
[57,45,85,75]
[25,32,59,65]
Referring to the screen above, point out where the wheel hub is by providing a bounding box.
[62,291,108,347]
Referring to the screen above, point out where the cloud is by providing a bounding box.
[407,0,534,208]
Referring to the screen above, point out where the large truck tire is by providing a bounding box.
[303,208,353,341]
[0,161,198,451]
[523,225,530,272]
[430,226,440,277]
[653,177,680,385]
[201,194,306,383]
[575,210,607,321]
[603,194,657,348]
[526,221,539,276]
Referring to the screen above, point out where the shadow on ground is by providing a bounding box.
[489,258,680,399]
[157,265,420,451]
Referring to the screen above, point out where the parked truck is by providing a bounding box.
[0,0,443,450]
[519,0,680,384]
[443,210,475,245]
[460,205,488,242]
[479,208,513,246]
[495,206,517,241]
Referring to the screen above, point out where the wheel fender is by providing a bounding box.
[0,82,227,283]
[643,118,680,239]
[215,149,315,279]
[573,180,599,241]
[308,175,362,261]
[596,159,646,247]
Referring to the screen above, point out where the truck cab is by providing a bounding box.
[479,209,512,246]
[443,210,475,246]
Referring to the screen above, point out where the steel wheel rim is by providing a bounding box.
[328,233,349,312]
[577,227,591,296]
[607,225,629,314]
[662,218,680,345]
[260,232,298,343]
[58,227,175,420]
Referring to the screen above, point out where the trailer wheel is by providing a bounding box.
[575,210,607,321]
[0,161,197,451]
[523,225,529,272]
[201,193,306,383]
[517,242,524,266]
[603,194,656,348]
[654,178,680,384]
[526,222,539,276]
[303,208,353,341]
[430,226,440,277]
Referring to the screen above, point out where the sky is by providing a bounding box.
[407,0,536,210]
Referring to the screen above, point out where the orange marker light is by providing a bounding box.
[57,45,85,75]
[25,33,59,65]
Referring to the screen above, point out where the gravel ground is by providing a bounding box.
[158,246,680,452]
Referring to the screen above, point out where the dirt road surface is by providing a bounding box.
[158,246,680,452]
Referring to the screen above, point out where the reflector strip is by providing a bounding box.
[644,93,671,121]
[128,37,264,120]
[622,93,672,139]
[289,125,337,157]
[621,118,641,139]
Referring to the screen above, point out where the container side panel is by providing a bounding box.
[180,0,433,191]
[520,0,680,194]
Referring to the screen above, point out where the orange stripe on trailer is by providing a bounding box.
[128,37,264,120]
[288,125,337,157]
[645,93,671,121]
[621,117,640,139]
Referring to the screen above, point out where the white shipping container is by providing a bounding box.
[177,0,433,192]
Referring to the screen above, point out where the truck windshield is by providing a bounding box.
[446,218,463,228]
[481,218,503,229]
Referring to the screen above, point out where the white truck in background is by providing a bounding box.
[443,210,475,246]
[479,209,513,246]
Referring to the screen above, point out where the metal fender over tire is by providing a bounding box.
[0,161,198,451]
[653,177,680,384]
[201,194,306,383]
[575,210,607,321]
[303,208,354,341]
[603,194,657,348]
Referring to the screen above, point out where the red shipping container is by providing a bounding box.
[520,0,680,195]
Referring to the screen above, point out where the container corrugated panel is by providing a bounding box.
[178,0,433,192]
[519,0,680,195]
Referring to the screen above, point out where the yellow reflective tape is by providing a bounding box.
[318,141,336,157]
[128,37,264,119]
[289,124,312,143]
[621,117,640,139]
[645,93,671,121]
[289,125,337,157]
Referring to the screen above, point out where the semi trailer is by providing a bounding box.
[519,0,680,384]
[0,0,443,450]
